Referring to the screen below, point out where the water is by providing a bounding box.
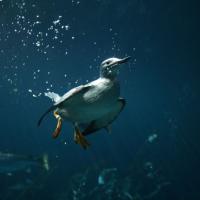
[0,0,199,199]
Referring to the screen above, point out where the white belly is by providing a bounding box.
[57,78,120,123]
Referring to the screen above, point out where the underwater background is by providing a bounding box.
[0,0,199,199]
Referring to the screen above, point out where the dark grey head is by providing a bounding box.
[100,56,131,79]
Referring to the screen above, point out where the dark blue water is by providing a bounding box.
[0,0,199,199]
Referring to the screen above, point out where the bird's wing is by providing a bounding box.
[37,85,92,126]
[37,105,56,126]
[54,85,92,106]
[81,98,126,136]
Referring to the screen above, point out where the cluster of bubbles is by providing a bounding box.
[0,0,135,101]
[0,0,76,98]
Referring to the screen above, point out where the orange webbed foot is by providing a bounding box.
[52,111,62,139]
[74,126,90,149]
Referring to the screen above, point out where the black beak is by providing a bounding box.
[118,56,131,64]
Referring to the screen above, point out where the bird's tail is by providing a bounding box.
[37,105,56,126]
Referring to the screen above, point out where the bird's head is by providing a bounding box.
[100,56,131,79]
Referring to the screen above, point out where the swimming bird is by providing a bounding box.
[38,56,131,149]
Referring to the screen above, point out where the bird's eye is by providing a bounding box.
[106,61,110,65]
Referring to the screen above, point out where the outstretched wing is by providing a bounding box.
[37,85,92,126]
[54,85,92,106]
[37,105,56,126]
[82,98,126,136]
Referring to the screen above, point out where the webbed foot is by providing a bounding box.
[74,126,90,149]
[52,111,62,139]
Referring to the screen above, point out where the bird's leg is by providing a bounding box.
[52,111,63,139]
[74,125,90,149]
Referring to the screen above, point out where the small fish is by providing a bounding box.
[0,152,49,174]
